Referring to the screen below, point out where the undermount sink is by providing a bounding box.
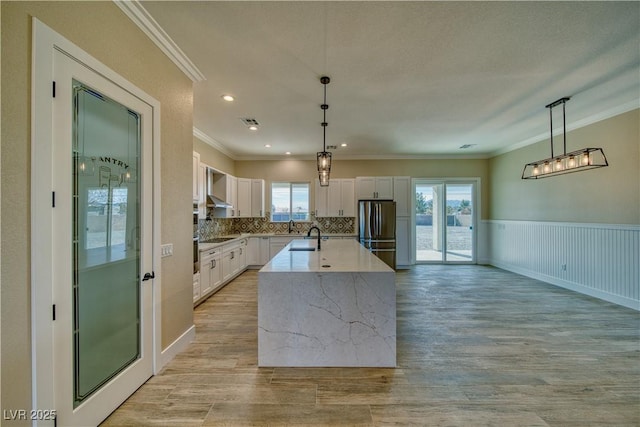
[289,247,316,251]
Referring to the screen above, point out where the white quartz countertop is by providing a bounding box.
[260,238,393,273]
[199,233,357,251]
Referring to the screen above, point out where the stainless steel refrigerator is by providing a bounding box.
[358,200,396,270]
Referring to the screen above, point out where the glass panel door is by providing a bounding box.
[415,183,444,261]
[73,81,141,406]
[445,184,474,262]
[415,180,476,263]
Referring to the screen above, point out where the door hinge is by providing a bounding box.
[52,191,56,208]
[52,304,56,321]
[52,81,56,98]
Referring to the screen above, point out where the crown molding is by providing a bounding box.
[114,0,205,82]
[193,128,238,159]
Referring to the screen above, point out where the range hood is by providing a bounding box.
[206,194,233,209]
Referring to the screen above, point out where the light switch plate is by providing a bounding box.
[161,243,173,257]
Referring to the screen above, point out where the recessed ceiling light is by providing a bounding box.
[248,125,258,131]
[264,144,271,148]
[221,94,234,102]
[341,143,348,147]
[285,151,291,155]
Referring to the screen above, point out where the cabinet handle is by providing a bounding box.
[211,259,215,269]
[240,248,243,255]
[231,251,235,259]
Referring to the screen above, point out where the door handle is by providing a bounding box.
[142,271,155,281]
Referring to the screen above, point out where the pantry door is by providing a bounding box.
[32,20,160,427]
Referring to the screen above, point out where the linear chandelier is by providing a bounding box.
[317,76,332,186]
[521,97,608,179]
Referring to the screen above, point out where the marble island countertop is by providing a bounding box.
[198,232,357,251]
[261,238,393,273]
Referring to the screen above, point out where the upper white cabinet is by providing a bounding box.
[236,178,251,218]
[236,178,265,218]
[251,179,265,217]
[328,179,355,217]
[192,151,200,201]
[316,179,355,217]
[393,176,411,217]
[355,176,393,200]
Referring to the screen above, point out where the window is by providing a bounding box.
[271,182,310,222]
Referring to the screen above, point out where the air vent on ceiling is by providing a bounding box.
[240,118,260,126]
[326,145,337,150]
[459,144,477,149]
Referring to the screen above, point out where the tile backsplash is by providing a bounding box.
[198,214,355,241]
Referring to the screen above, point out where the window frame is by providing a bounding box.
[270,181,311,222]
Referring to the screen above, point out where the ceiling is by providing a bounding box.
[139,1,639,160]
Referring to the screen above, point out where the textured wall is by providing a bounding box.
[1,1,193,419]
[488,109,639,224]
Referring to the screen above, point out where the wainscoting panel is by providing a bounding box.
[486,220,639,310]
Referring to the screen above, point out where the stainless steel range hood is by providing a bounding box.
[206,194,233,209]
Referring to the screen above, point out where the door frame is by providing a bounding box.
[411,177,480,264]
[31,18,162,423]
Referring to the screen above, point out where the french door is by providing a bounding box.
[51,48,154,426]
[414,180,477,263]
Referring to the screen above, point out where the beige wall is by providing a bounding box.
[235,158,490,219]
[1,1,194,419]
[488,109,640,224]
[194,137,235,175]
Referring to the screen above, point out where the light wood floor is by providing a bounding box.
[102,265,639,426]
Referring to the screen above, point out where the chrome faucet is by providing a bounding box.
[288,219,296,234]
[307,226,321,250]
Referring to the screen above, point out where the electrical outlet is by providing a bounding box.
[161,243,173,257]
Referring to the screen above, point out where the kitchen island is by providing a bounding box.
[258,238,396,367]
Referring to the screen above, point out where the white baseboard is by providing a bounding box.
[492,261,640,311]
[158,324,196,370]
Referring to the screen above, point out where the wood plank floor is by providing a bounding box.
[102,265,640,426]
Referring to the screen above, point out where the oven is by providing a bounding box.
[193,203,199,274]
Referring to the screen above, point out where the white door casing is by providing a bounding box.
[31,19,162,426]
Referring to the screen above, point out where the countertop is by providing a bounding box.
[199,233,358,251]
[260,238,393,273]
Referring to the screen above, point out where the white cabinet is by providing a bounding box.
[227,175,237,217]
[236,178,251,218]
[248,236,270,266]
[393,176,411,217]
[328,179,355,217]
[355,176,394,200]
[316,179,355,217]
[238,239,247,271]
[396,217,411,268]
[193,152,200,201]
[251,179,265,217]
[200,247,223,298]
[314,180,329,217]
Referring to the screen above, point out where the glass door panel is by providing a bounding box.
[73,80,141,407]
[415,183,444,262]
[415,180,476,264]
[445,184,474,262]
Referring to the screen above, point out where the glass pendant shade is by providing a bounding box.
[317,151,331,186]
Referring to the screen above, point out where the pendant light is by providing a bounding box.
[317,76,332,187]
[522,97,608,179]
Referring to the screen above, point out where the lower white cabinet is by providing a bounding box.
[200,247,223,299]
[247,236,270,267]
